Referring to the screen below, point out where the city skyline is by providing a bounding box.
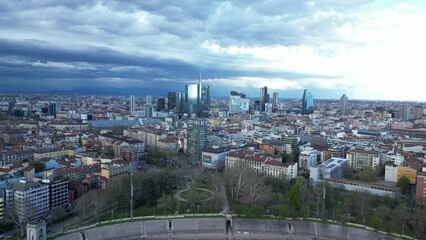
[1,1,426,101]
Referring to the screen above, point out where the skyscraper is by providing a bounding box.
[48,102,57,118]
[167,92,177,110]
[175,92,184,114]
[156,98,165,111]
[400,105,411,121]
[413,105,424,119]
[273,92,279,105]
[340,94,348,114]
[130,95,135,114]
[229,91,250,114]
[201,85,210,112]
[185,83,200,115]
[302,89,314,115]
[260,86,268,112]
[187,118,208,163]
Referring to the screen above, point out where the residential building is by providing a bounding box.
[386,153,404,166]
[416,172,426,204]
[346,150,380,169]
[225,149,297,179]
[299,149,318,170]
[187,118,208,163]
[5,182,50,224]
[41,178,68,209]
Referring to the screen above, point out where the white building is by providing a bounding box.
[202,147,236,170]
[225,149,297,179]
[310,157,348,184]
[386,153,404,166]
[5,182,50,224]
[384,165,398,182]
[299,149,318,169]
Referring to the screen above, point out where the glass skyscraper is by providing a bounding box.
[302,89,314,115]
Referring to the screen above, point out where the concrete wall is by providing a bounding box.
[55,217,397,240]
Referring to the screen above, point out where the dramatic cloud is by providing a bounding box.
[0,0,425,100]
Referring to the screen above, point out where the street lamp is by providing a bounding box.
[197,204,200,214]
[111,210,114,222]
[347,213,350,224]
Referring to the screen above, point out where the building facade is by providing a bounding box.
[187,118,208,163]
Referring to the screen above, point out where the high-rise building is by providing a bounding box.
[340,94,348,114]
[130,95,135,114]
[175,92,184,114]
[400,104,411,121]
[272,92,279,105]
[48,102,56,118]
[201,85,210,112]
[167,92,177,110]
[229,91,249,114]
[42,178,68,209]
[185,83,200,115]
[187,118,208,163]
[260,86,268,112]
[145,105,153,117]
[301,89,314,115]
[156,98,165,111]
[413,105,424,119]
[254,101,261,112]
[146,95,152,105]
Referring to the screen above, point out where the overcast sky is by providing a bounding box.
[1,1,425,100]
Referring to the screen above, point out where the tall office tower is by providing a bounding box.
[413,105,424,119]
[130,95,135,114]
[145,104,153,117]
[273,92,279,105]
[146,95,152,105]
[175,92,184,114]
[156,98,166,111]
[301,89,314,115]
[260,86,268,112]
[187,118,208,163]
[167,92,177,110]
[48,102,57,118]
[400,104,411,121]
[185,83,200,115]
[229,91,242,114]
[201,85,210,112]
[229,91,249,114]
[254,101,261,112]
[340,94,348,114]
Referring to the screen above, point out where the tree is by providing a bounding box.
[369,215,382,230]
[282,152,290,163]
[396,176,410,195]
[224,161,255,201]
[358,168,375,182]
[241,174,271,205]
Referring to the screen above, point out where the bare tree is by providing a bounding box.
[242,174,271,204]
[225,161,254,201]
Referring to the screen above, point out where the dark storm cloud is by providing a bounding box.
[1,0,422,100]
